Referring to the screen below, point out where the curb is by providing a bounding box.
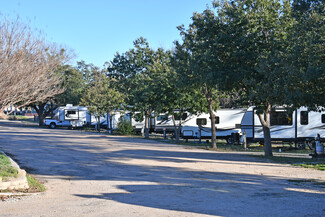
[0,151,29,191]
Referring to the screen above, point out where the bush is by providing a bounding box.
[115,118,134,135]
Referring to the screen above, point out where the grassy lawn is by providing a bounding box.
[8,115,35,122]
[293,162,325,171]
[0,153,18,181]
[258,155,325,171]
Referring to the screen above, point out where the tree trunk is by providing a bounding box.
[171,114,179,142]
[258,102,273,157]
[33,103,46,126]
[38,106,45,126]
[144,112,149,139]
[177,111,183,143]
[209,101,217,149]
[107,112,112,134]
[97,116,100,132]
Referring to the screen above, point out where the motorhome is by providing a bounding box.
[181,109,246,143]
[241,106,325,149]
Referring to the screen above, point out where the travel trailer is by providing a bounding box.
[44,104,107,129]
[153,112,189,133]
[181,109,246,143]
[102,111,148,134]
[241,106,325,149]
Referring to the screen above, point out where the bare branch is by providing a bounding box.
[0,16,73,113]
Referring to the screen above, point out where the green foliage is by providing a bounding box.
[216,0,295,107]
[210,0,298,155]
[26,174,46,192]
[293,163,325,171]
[0,154,18,180]
[115,118,134,135]
[174,6,230,148]
[81,73,124,118]
[56,64,86,106]
[108,37,173,138]
[286,0,325,109]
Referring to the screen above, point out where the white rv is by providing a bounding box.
[181,109,246,143]
[44,104,89,128]
[154,112,189,133]
[241,106,325,149]
[44,104,108,129]
[102,111,146,134]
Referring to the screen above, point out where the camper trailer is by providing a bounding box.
[44,104,108,129]
[44,104,89,129]
[181,109,246,143]
[102,111,146,134]
[241,106,325,149]
[153,112,189,133]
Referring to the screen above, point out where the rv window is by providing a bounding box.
[67,110,76,115]
[174,113,188,121]
[300,111,308,125]
[322,114,325,123]
[270,112,292,126]
[157,115,168,121]
[196,118,207,126]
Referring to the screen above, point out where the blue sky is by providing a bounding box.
[1,0,211,67]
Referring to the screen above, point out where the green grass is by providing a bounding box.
[1,153,45,192]
[0,153,18,181]
[293,163,325,171]
[256,155,325,171]
[8,115,35,122]
[26,175,46,192]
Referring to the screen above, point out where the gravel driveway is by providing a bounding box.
[0,120,324,217]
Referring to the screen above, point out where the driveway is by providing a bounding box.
[0,120,324,217]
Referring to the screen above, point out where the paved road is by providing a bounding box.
[0,120,324,217]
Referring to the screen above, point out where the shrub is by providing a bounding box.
[116,118,134,135]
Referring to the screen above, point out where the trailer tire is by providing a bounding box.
[295,141,306,150]
[49,122,56,129]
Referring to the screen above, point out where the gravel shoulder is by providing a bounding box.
[0,120,324,217]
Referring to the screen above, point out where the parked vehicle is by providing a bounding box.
[241,106,325,149]
[153,112,189,133]
[181,109,246,143]
[44,104,109,129]
[44,104,89,129]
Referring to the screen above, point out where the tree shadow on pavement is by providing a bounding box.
[0,121,324,216]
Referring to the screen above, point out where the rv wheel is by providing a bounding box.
[49,123,56,129]
[295,141,306,150]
